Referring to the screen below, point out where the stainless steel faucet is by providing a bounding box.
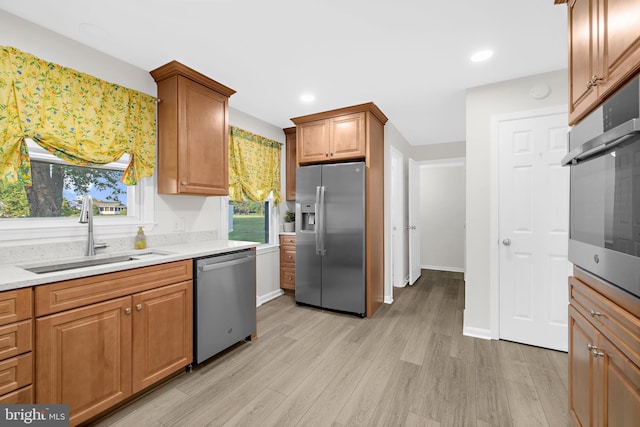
[79,195,107,256]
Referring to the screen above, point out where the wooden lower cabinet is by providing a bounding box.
[0,288,33,403]
[280,234,296,291]
[132,281,192,392]
[569,273,640,427]
[36,297,132,425]
[34,260,193,426]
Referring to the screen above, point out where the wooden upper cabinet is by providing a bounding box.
[150,61,236,196]
[284,127,297,201]
[567,0,640,124]
[568,0,599,124]
[292,104,381,165]
[295,113,365,164]
[329,112,366,160]
[297,119,330,164]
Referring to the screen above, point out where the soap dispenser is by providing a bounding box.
[135,226,146,249]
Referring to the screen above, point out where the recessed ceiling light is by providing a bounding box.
[470,49,493,63]
[300,93,315,103]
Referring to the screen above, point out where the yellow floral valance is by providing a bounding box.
[0,46,156,185]
[229,126,282,204]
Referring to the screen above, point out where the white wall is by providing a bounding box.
[0,9,285,303]
[419,161,465,272]
[465,69,567,336]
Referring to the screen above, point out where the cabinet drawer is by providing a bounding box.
[35,260,192,316]
[0,353,32,396]
[570,277,640,367]
[0,320,32,361]
[280,235,296,247]
[0,385,33,404]
[0,288,32,326]
[280,267,295,290]
[280,248,296,267]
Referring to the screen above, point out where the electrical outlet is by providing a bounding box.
[175,217,185,232]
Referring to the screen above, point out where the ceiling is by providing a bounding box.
[0,0,568,146]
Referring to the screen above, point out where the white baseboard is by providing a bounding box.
[421,264,465,273]
[256,289,284,307]
[463,325,492,340]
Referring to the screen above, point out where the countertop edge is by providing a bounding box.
[0,240,258,292]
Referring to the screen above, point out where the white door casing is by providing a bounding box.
[495,107,570,352]
[390,146,405,288]
[408,158,421,285]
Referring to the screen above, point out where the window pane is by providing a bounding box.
[0,160,128,218]
[228,200,268,244]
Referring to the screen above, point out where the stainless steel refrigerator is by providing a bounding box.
[295,161,366,316]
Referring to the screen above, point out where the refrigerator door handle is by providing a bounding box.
[317,185,326,256]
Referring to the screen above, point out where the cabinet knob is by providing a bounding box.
[591,348,605,358]
[181,181,188,186]
[125,307,131,315]
[325,153,329,157]
[587,343,597,351]
[589,309,602,317]
[136,304,143,311]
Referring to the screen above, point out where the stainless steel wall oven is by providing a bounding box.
[563,77,640,299]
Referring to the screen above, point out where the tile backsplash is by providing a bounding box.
[0,230,219,265]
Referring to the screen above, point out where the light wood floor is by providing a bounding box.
[94,270,569,427]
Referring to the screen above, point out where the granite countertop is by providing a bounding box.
[0,239,258,292]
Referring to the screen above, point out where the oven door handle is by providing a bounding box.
[562,118,640,166]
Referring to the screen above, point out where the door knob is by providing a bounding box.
[502,238,512,246]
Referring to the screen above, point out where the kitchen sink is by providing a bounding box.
[20,251,171,274]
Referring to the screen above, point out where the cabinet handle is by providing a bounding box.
[136,304,143,311]
[181,181,188,186]
[587,343,597,351]
[592,348,605,358]
[589,309,602,317]
[125,307,132,315]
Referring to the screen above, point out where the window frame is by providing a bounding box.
[0,139,155,241]
[224,193,278,248]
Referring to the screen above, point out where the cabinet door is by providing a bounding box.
[600,335,640,427]
[36,297,132,426]
[131,281,192,393]
[569,305,598,427]
[328,112,366,161]
[598,0,640,99]
[298,119,330,164]
[568,0,599,125]
[285,128,297,200]
[177,76,229,195]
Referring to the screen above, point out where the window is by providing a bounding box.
[0,139,154,240]
[227,193,276,246]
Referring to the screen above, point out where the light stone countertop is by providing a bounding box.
[0,239,258,292]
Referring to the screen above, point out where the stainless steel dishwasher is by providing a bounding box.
[193,249,256,364]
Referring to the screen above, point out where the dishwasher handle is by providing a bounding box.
[198,256,254,272]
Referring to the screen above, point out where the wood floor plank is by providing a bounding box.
[475,368,513,427]
[221,386,287,427]
[335,333,409,426]
[504,378,550,427]
[528,364,570,427]
[294,355,372,427]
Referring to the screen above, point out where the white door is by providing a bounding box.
[498,110,570,352]
[408,158,421,285]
